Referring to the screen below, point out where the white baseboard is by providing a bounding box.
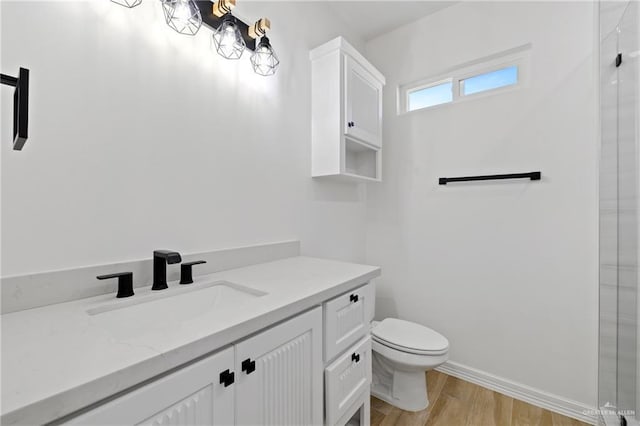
[436,361,598,425]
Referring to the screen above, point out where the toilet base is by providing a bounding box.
[371,352,429,412]
[371,376,429,412]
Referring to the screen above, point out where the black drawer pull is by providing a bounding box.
[351,353,360,363]
[241,358,256,374]
[219,369,235,387]
[349,294,359,303]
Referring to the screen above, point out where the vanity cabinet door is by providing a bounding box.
[65,347,235,425]
[234,306,323,426]
[344,56,383,148]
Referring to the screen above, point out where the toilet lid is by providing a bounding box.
[372,318,449,354]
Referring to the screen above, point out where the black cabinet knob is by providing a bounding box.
[349,293,359,303]
[351,353,360,363]
[180,260,207,285]
[97,272,134,298]
[241,358,256,374]
[219,369,235,387]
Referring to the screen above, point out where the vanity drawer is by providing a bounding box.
[324,283,374,362]
[325,336,372,426]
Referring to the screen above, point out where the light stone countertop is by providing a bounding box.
[1,256,380,425]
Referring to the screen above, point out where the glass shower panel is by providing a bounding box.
[599,1,639,424]
[599,12,619,410]
[617,1,639,419]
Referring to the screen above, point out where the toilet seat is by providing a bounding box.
[372,318,449,356]
[373,335,449,356]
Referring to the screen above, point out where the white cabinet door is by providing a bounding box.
[344,56,383,148]
[235,307,323,426]
[66,347,235,425]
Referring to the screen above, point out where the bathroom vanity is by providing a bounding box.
[1,255,379,425]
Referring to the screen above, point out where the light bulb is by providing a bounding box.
[173,1,192,22]
[162,0,202,36]
[212,15,246,60]
[250,37,279,76]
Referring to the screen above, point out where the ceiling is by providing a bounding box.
[325,1,457,41]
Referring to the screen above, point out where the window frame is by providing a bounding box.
[398,44,531,115]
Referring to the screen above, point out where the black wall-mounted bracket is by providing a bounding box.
[194,1,257,51]
[1,67,29,151]
[439,171,541,185]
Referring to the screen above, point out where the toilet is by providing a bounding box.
[370,318,449,411]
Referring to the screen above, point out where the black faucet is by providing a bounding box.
[152,250,182,290]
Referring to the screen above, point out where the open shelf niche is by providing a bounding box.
[344,138,380,182]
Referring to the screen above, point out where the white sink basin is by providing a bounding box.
[86,281,267,329]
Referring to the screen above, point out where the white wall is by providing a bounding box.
[0,1,367,276]
[365,1,599,407]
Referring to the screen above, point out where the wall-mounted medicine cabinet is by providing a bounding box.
[310,37,385,183]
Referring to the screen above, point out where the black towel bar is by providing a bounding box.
[439,171,541,185]
[1,67,29,150]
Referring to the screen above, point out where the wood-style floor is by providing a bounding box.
[370,371,590,426]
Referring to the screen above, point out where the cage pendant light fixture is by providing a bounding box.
[110,0,280,76]
[251,36,279,76]
[162,0,202,36]
[213,15,246,60]
[111,0,142,7]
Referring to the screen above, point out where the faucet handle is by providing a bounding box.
[180,261,207,285]
[97,272,135,298]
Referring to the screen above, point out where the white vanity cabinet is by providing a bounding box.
[67,307,323,426]
[67,347,236,425]
[311,37,385,183]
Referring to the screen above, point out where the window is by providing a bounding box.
[408,81,453,111]
[460,65,518,96]
[399,44,530,114]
